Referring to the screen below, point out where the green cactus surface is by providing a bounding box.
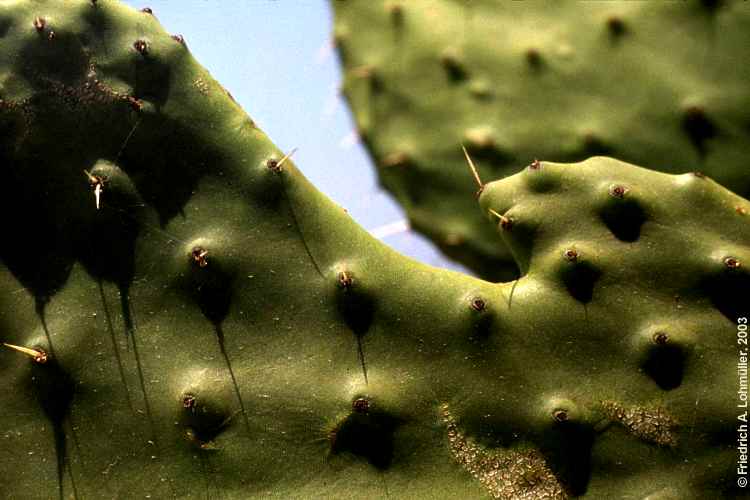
[333,0,750,281]
[1,1,749,499]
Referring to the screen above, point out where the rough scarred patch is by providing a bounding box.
[441,403,567,499]
[601,401,678,447]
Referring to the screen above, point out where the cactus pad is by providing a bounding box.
[333,0,750,280]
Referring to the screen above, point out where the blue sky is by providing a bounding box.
[121,0,471,274]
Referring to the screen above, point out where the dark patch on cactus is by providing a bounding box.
[387,2,404,25]
[606,17,626,38]
[185,248,233,325]
[118,121,218,225]
[599,188,646,242]
[468,296,494,342]
[352,65,384,94]
[0,170,75,305]
[683,106,717,158]
[19,28,90,88]
[642,332,685,390]
[493,208,538,274]
[97,280,134,412]
[77,212,138,286]
[31,352,74,422]
[475,146,514,171]
[699,0,724,13]
[703,258,750,320]
[77,162,141,286]
[0,16,11,38]
[1,247,71,310]
[440,50,467,82]
[536,418,595,496]
[463,140,514,169]
[525,48,543,71]
[132,47,172,107]
[582,133,611,156]
[560,259,601,304]
[335,271,375,337]
[330,403,401,470]
[525,161,559,193]
[27,355,75,500]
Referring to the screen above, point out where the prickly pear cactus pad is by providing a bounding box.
[1,1,749,499]
[333,0,750,281]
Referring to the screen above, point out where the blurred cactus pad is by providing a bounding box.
[333,0,750,281]
[1,0,749,499]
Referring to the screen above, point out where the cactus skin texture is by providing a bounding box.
[1,1,749,498]
[333,0,750,281]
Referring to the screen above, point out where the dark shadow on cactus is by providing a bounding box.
[182,258,250,434]
[431,237,519,283]
[18,31,89,90]
[118,286,158,445]
[468,311,495,343]
[78,206,139,287]
[642,343,684,391]
[581,134,612,157]
[0,17,10,38]
[699,0,724,14]
[330,410,402,470]
[336,283,375,338]
[682,107,717,159]
[463,143,515,172]
[0,203,75,307]
[97,281,134,412]
[119,284,135,336]
[702,266,750,321]
[599,199,646,242]
[336,283,374,383]
[189,263,233,326]
[560,261,601,304]
[442,59,467,82]
[214,324,252,434]
[0,61,198,305]
[28,357,75,500]
[536,421,595,497]
[0,112,75,303]
[133,48,172,108]
[117,116,223,227]
[9,27,220,230]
